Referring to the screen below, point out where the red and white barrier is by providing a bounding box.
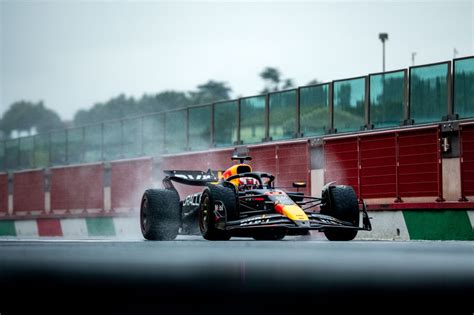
[111,158,153,212]
[51,163,104,215]
[13,169,45,216]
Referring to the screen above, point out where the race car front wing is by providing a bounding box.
[224,202,372,232]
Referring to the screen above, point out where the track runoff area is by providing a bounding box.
[0,238,473,314]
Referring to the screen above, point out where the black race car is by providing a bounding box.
[140,155,371,241]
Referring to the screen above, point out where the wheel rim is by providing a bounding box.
[200,195,210,234]
[140,195,149,234]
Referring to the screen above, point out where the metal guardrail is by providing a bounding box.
[0,56,473,172]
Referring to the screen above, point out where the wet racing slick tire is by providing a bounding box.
[199,185,236,241]
[140,189,181,241]
[321,185,359,241]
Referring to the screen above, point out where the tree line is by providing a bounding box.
[0,67,320,140]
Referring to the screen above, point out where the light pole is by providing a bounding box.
[379,33,388,72]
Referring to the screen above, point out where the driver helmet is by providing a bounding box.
[222,163,253,187]
[238,177,259,190]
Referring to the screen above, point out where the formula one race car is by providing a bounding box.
[140,155,371,241]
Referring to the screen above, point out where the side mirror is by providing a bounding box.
[292,182,307,188]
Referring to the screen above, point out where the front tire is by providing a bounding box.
[140,189,181,241]
[321,185,359,241]
[199,185,236,241]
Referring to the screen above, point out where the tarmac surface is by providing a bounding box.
[0,237,473,314]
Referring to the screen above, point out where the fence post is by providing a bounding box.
[185,108,190,151]
[446,60,455,119]
[296,88,302,137]
[235,98,242,145]
[100,122,105,161]
[364,76,372,129]
[395,132,402,202]
[210,103,215,148]
[328,82,336,133]
[264,94,271,141]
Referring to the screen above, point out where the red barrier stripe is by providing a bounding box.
[37,219,63,236]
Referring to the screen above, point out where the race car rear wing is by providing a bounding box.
[162,169,222,188]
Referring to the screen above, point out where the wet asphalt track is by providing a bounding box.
[0,237,473,314]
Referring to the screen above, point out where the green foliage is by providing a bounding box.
[0,100,63,137]
[370,75,404,127]
[337,83,352,109]
[300,84,329,136]
[145,91,191,112]
[214,101,238,147]
[260,67,281,92]
[453,63,474,118]
[411,76,447,123]
[334,109,365,132]
[240,96,265,144]
[282,79,295,90]
[73,81,231,127]
[36,107,63,133]
[410,63,448,124]
[259,67,296,93]
[73,94,138,126]
[306,79,322,86]
[269,90,297,140]
[189,80,232,105]
[299,107,329,134]
[188,106,212,150]
[333,79,366,132]
[34,134,50,167]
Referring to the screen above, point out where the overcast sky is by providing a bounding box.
[1,0,473,120]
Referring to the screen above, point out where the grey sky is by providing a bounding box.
[1,0,473,120]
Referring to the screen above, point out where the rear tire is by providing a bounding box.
[321,185,359,241]
[140,189,181,241]
[199,185,236,241]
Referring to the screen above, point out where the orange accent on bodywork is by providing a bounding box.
[276,204,309,221]
[275,203,285,214]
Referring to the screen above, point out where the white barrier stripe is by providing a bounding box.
[4,211,470,240]
[45,192,51,213]
[467,211,474,229]
[356,211,410,241]
[60,218,88,238]
[104,187,111,212]
[113,217,141,237]
[15,220,39,237]
[8,195,13,214]
[310,169,324,198]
